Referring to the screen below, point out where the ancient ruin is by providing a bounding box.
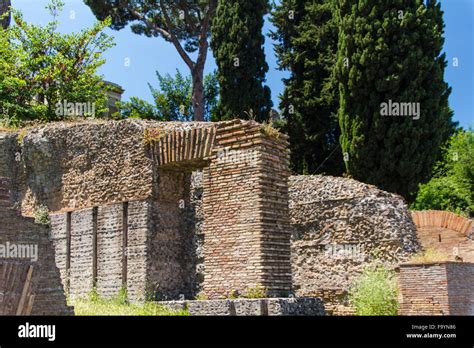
[0,120,472,316]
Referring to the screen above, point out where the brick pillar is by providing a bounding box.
[202,120,292,298]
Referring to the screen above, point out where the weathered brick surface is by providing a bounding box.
[70,208,94,298]
[39,120,292,302]
[202,120,292,298]
[398,262,474,315]
[0,176,71,315]
[159,298,325,316]
[412,211,474,262]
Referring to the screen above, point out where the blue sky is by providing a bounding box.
[12,0,474,128]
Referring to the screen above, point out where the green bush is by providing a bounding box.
[349,266,398,316]
[34,205,50,226]
[243,284,267,299]
[412,130,473,217]
[411,177,472,217]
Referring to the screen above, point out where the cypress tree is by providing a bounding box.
[0,0,11,29]
[335,0,453,200]
[211,0,272,121]
[271,0,344,175]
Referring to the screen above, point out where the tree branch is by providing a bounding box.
[159,0,195,70]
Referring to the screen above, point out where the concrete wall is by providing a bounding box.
[398,262,474,315]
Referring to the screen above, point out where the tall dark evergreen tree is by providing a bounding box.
[1,0,11,29]
[335,0,453,200]
[211,0,272,121]
[270,0,344,175]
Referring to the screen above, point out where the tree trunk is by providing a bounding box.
[191,66,205,122]
[0,0,11,29]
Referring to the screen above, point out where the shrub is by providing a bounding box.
[412,130,474,217]
[34,205,50,226]
[411,177,472,217]
[243,284,267,299]
[349,266,398,316]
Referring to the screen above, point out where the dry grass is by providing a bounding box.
[259,121,281,139]
[410,248,451,264]
[70,288,188,316]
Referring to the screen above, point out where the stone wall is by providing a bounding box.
[159,298,325,316]
[288,175,420,315]
[50,201,149,301]
[39,119,293,302]
[0,177,72,315]
[398,262,474,315]
[13,121,154,215]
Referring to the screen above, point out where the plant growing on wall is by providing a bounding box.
[0,0,114,126]
[349,266,398,316]
[34,205,51,226]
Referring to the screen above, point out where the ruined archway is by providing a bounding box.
[5,119,293,302]
[146,120,293,298]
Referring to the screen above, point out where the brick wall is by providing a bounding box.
[11,120,293,303]
[411,211,474,262]
[398,262,474,315]
[0,177,71,315]
[202,120,292,298]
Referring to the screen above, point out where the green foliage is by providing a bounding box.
[270,0,344,175]
[335,0,454,200]
[117,70,219,121]
[0,0,11,29]
[34,205,51,226]
[0,0,114,126]
[194,292,209,301]
[412,130,474,217]
[71,288,188,316]
[83,0,217,121]
[243,284,267,299]
[211,0,273,122]
[349,266,398,316]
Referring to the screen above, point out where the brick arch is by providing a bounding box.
[411,210,474,262]
[411,210,473,236]
[146,119,293,298]
[149,126,217,167]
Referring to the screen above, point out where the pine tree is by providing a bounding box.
[84,0,217,121]
[211,0,272,121]
[270,0,344,175]
[335,0,453,200]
